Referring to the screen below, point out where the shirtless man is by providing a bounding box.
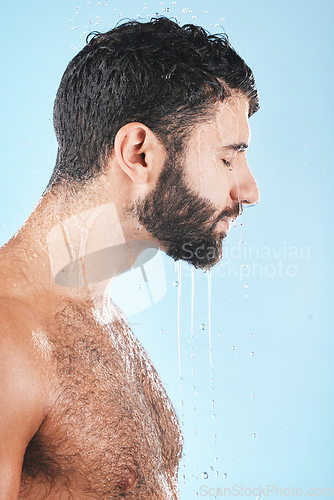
[0,17,259,499]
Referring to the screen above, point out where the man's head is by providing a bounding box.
[128,94,258,270]
[47,17,259,270]
[48,17,259,189]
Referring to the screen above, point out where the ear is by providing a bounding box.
[114,122,164,185]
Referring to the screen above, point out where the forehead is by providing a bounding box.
[188,94,251,149]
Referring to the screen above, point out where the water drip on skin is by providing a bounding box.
[192,128,205,196]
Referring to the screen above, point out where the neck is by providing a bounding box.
[0,180,158,323]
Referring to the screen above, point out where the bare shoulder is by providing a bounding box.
[0,296,53,496]
[0,295,54,432]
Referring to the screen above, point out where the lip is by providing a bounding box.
[216,218,232,232]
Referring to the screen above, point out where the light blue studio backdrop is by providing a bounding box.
[1,0,333,498]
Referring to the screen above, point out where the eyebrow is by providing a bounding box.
[219,143,249,152]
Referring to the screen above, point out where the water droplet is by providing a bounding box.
[231,345,236,351]
[200,323,206,331]
[160,329,164,333]
[173,281,179,287]
[202,472,208,480]
[136,224,142,230]
[209,466,214,471]
[252,432,257,438]
[249,333,254,339]
[250,351,255,357]
[244,283,249,289]
[251,394,255,399]
[137,283,143,290]
[223,472,228,479]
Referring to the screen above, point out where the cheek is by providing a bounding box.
[185,148,230,207]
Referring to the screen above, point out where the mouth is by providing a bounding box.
[216,216,236,233]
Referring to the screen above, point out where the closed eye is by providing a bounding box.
[222,159,231,168]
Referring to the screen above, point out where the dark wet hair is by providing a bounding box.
[48,17,259,189]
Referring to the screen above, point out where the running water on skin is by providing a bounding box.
[206,99,245,483]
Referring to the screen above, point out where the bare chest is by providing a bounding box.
[20,303,183,499]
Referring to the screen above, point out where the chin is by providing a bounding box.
[166,241,224,270]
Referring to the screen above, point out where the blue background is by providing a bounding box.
[0,0,333,498]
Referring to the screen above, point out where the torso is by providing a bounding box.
[17,298,183,499]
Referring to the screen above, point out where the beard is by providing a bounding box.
[129,147,240,270]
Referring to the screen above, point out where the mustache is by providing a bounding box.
[216,202,242,223]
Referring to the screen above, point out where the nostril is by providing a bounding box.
[242,200,258,208]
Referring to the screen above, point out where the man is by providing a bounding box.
[0,17,259,498]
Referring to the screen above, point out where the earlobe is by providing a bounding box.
[114,123,150,185]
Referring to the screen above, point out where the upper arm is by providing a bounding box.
[0,301,47,498]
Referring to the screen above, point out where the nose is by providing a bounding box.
[230,159,260,206]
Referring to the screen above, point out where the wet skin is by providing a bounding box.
[0,94,258,498]
[0,293,182,499]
